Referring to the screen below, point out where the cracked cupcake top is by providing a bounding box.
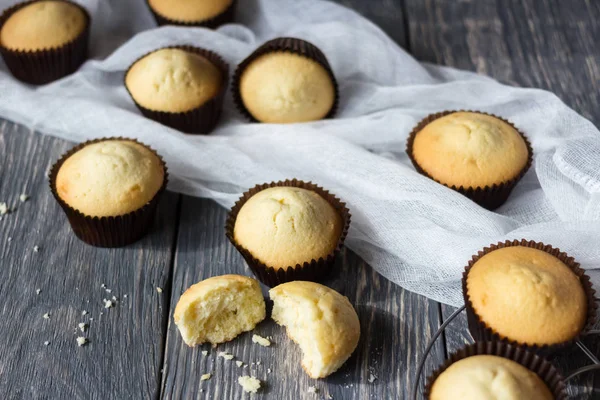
[412,112,529,188]
[56,140,164,217]
[233,186,342,269]
[125,48,222,113]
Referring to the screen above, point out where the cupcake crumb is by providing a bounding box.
[33,245,39,252]
[19,194,29,202]
[267,368,271,374]
[307,386,318,394]
[36,289,41,295]
[103,299,113,309]
[200,373,212,381]
[156,287,163,293]
[43,313,50,319]
[105,288,112,293]
[252,334,271,347]
[202,350,208,356]
[44,341,50,346]
[78,323,87,332]
[0,202,9,215]
[236,361,244,368]
[76,337,88,347]
[368,373,377,383]
[238,376,261,393]
[218,352,234,361]
[81,310,88,316]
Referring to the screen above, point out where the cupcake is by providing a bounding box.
[464,240,596,350]
[407,111,532,209]
[425,342,564,399]
[226,180,350,287]
[50,138,167,247]
[270,281,360,378]
[147,0,236,28]
[233,38,338,123]
[0,0,90,84]
[125,46,228,134]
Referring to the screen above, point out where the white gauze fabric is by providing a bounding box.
[0,0,598,306]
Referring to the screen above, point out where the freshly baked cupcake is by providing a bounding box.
[407,111,531,209]
[125,46,228,134]
[270,281,360,378]
[429,355,553,399]
[50,138,167,247]
[174,274,266,346]
[233,38,338,123]
[465,243,589,347]
[0,0,90,84]
[227,181,350,286]
[147,0,235,28]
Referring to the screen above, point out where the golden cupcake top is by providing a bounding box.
[125,48,222,113]
[239,52,335,123]
[430,355,553,400]
[412,112,529,188]
[148,0,232,23]
[56,140,165,217]
[0,1,87,51]
[467,246,587,346]
[233,186,342,269]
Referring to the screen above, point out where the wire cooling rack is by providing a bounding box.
[412,302,600,399]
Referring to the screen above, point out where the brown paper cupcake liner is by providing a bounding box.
[225,179,351,287]
[146,0,236,29]
[231,37,339,122]
[49,137,169,248]
[124,45,228,134]
[462,239,598,354]
[406,110,533,210]
[0,0,90,85]
[423,341,567,399]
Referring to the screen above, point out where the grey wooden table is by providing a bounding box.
[1,0,599,399]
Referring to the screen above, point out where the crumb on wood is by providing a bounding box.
[0,202,9,215]
[78,323,87,332]
[238,376,261,393]
[156,287,163,293]
[33,245,39,252]
[202,350,208,356]
[44,341,50,346]
[308,386,318,394]
[76,337,88,346]
[82,310,88,316]
[368,373,377,383]
[103,299,113,308]
[218,351,234,361]
[43,313,50,319]
[236,361,244,368]
[200,373,212,381]
[252,334,271,347]
[36,289,41,295]
[19,194,29,202]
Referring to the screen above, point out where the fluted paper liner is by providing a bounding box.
[49,138,168,248]
[406,110,533,210]
[146,0,236,29]
[225,179,351,287]
[0,0,90,85]
[124,46,228,134]
[462,239,597,354]
[424,341,567,399]
[232,37,339,122]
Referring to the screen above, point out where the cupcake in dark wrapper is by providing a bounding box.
[0,0,90,84]
[463,239,597,352]
[407,111,532,210]
[425,341,566,399]
[226,180,350,287]
[232,37,338,123]
[50,138,168,247]
[125,46,228,134]
[147,0,236,28]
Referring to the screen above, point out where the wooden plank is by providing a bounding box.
[160,196,446,399]
[0,123,179,399]
[405,0,600,396]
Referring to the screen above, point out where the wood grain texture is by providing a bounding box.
[160,196,446,399]
[404,0,600,397]
[0,124,179,400]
